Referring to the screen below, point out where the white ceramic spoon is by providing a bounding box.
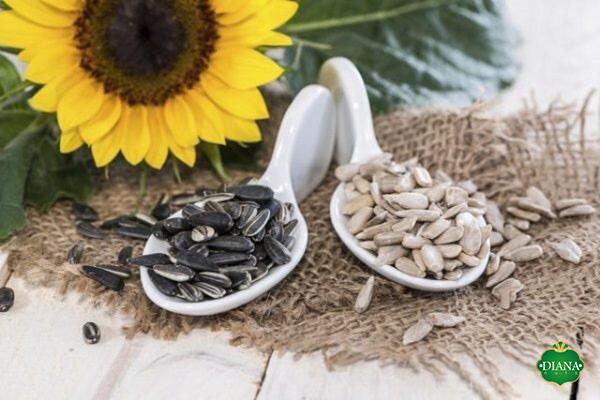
[140,85,335,315]
[320,57,489,292]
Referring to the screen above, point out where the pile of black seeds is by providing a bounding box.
[70,180,297,302]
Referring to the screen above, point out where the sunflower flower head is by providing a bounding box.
[0,0,298,168]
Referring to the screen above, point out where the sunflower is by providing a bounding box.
[0,0,297,169]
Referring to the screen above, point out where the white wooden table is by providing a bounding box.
[2,1,599,398]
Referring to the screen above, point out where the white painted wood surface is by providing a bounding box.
[2,0,599,399]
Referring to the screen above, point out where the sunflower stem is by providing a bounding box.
[199,143,230,182]
[291,37,333,50]
[171,159,182,184]
[136,165,148,211]
[103,166,110,180]
[283,0,451,33]
[0,81,33,105]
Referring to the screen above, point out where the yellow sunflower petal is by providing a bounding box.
[145,108,169,169]
[120,106,150,165]
[219,30,293,48]
[184,89,226,145]
[209,48,284,90]
[5,0,79,28]
[218,0,269,25]
[91,130,121,167]
[212,0,243,14]
[222,1,298,32]
[29,65,78,112]
[79,96,122,145]
[222,115,262,143]
[59,128,83,153]
[57,76,105,131]
[201,73,268,120]
[0,11,72,49]
[169,140,196,167]
[41,0,82,12]
[25,46,79,84]
[163,96,199,147]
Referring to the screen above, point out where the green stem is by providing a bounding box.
[136,165,147,211]
[283,0,450,33]
[0,81,33,104]
[171,159,182,184]
[292,37,333,50]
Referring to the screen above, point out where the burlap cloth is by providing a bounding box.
[7,93,600,399]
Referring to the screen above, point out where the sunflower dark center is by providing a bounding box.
[76,0,218,105]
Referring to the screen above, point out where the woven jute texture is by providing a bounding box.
[7,94,600,399]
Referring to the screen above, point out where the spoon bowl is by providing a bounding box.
[320,58,489,292]
[141,85,335,315]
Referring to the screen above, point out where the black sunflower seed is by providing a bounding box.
[261,199,282,221]
[163,218,194,234]
[95,264,132,279]
[198,193,235,205]
[227,271,252,288]
[195,282,226,299]
[81,265,124,291]
[219,265,258,274]
[195,271,232,288]
[253,243,268,261]
[100,216,132,230]
[191,226,217,243]
[170,193,203,206]
[151,194,172,221]
[204,200,226,213]
[188,212,233,233]
[207,252,252,266]
[283,219,299,238]
[117,246,134,265]
[153,264,194,282]
[243,209,270,237]
[72,203,98,222]
[148,269,179,296]
[222,201,242,220]
[263,236,292,265]
[133,213,157,227]
[176,251,219,272]
[250,262,269,282]
[151,221,170,239]
[206,236,254,253]
[182,204,203,219]
[76,222,105,239]
[229,185,274,202]
[187,243,210,257]
[67,242,85,264]
[0,287,15,312]
[267,222,285,242]
[283,236,295,249]
[236,204,258,229]
[128,253,172,267]
[169,231,195,251]
[113,225,152,240]
[83,322,101,344]
[251,228,266,242]
[177,282,204,302]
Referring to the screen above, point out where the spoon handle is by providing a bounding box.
[319,57,383,165]
[260,84,335,205]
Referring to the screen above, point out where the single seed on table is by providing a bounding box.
[355,276,375,314]
[444,270,463,280]
[459,223,482,256]
[392,217,417,233]
[559,204,596,218]
[393,209,441,222]
[551,239,582,264]
[486,261,516,288]
[348,207,374,234]
[507,218,529,231]
[421,245,444,275]
[403,319,433,345]
[395,257,426,278]
[437,244,462,259]
[83,322,101,344]
[445,187,469,207]
[67,242,85,264]
[376,245,408,266]
[526,186,553,210]
[442,202,468,219]
[76,222,105,239]
[502,224,523,240]
[486,253,501,275]
[335,163,360,182]
[516,198,556,219]
[458,252,480,267]
[434,225,464,245]
[503,245,543,262]
[384,192,429,209]
[0,287,15,312]
[555,198,588,210]
[72,203,98,222]
[402,234,431,249]
[426,312,465,327]
[95,264,132,279]
[490,231,504,247]
[81,265,124,291]
[444,259,463,272]
[492,278,524,310]
[342,194,374,216]
[412,166,433,187]
[506,207,541,222]
[421,218,451,239]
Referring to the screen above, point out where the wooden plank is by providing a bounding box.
[576,345,600,399]
[256,351,570,400]
[0,277,268,400]
[0,251,10,286]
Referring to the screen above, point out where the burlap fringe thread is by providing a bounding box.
[7,95,600,399]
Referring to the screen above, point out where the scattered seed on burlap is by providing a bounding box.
[355,276,375,314]
[426,312,465,327]
[403,318,434,345]
[492,278,524,310]
[551,239,582,264]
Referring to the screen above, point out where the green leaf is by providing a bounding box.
[0,52,21,96]
[24,136,93,212]
[283,0,520,113]
[0,110,37,148]
[0,117,46,239]
[199,142,230,182]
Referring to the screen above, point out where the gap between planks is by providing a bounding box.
[253,351,273,400]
